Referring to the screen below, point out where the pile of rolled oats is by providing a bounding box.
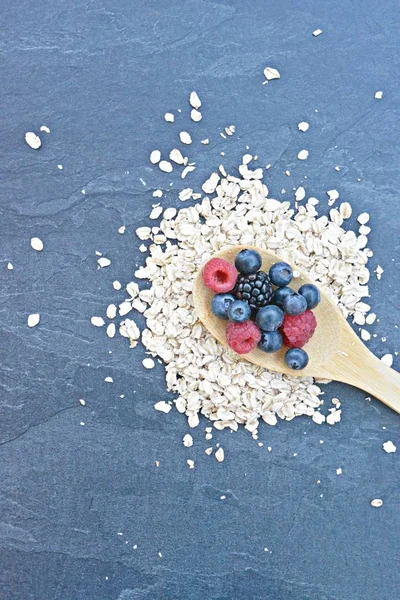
[109,162,373,435]
[91,84,378,436]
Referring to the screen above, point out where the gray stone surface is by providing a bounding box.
[1,0,399,599]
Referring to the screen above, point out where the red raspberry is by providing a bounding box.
[226,320,261,354]
[281,310,317,348]
[202,258,237,293]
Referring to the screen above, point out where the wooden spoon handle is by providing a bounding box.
[334,349,400,414]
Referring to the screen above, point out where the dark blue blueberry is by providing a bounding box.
[273,286,295,309]
[256,305,284,331]
[298,284,321,310]
[283,292,307,316]
[269,261,293,287]
[234,249,262,275]
[285,348,309,370]
[211,293,235,319]
[258,330,283,353]
[228,299,251,323]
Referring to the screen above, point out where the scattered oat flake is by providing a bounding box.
[187,459,195,469]
[215,448,225,462]
[79,399,86,406]
[7,262,13,270]
[98,257,111,268]
[40,125,50,133]
[113,280,122,290]
[150,150,161,164]
[118,225,126,234]
[381,354,393,367]
[181,165,196,179]
[336,468,342,475]
[205,447,213,455]
[27,313,40,328]
[191,109,202,122]
[359,225,371,235]
[366,313,376,325]
[326,410,341,425]
[183,433,193,447]
[119,319,140,344]
[104,376,113,383]
[178,188,193,201]
[327,189,339,204]
[263,67,280,81]
[159,160,173,173]
[357,212,370,225]
[189,91,201,109]
[154,401,172,414]
[202,172,220,194]
[313,29,323,36]
[298,121,310,132]
[169,148,185,165]
[25,131,41,149]
[179,131,192,145]
[339,202,352,219]
[383,440,396,453]
[91,316,105,327]
[375,265,384,280]
[295,186,306,201]
[297,149,309,160]
[136,227,152,240]
[370,499,383,508]
[106,304,117,319]
[153,189,163,198]
[163,207,177,220]
[201,138,209,145]
[312,412,325,424]
[143,358,155,369]
[361,329,371,341]
[164,112,174,122]
[31,237,44,252]
[150,206,163,220]
[119,301,132,317]
[106,323,116,338]
[375,91,383,99]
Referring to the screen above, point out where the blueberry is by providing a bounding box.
[211,293,235,319]
[285,348,309,370]
[234,249,262,275]
[298,284,321,309]
[256,305,284,331]
[258,330,283,353]
[273,286,295,309]
[283,292,307,316]
[269,261,293,287]
[228,299,251,323]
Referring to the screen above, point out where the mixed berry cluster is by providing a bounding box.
[202,249,321,370]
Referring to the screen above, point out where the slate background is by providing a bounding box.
[1,1,399,599]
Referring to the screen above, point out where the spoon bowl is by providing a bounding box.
[193,246,400,414]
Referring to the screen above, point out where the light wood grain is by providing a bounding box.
[193,246,400,414]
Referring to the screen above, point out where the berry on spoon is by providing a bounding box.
[202,258,237,293]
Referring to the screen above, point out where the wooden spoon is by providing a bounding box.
[193,246,400,414]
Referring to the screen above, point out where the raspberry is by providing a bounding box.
[281,310,317,348]
[226,320,261,354]
[202,258,237,293]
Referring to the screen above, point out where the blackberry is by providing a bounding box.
[234,271,273,311]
